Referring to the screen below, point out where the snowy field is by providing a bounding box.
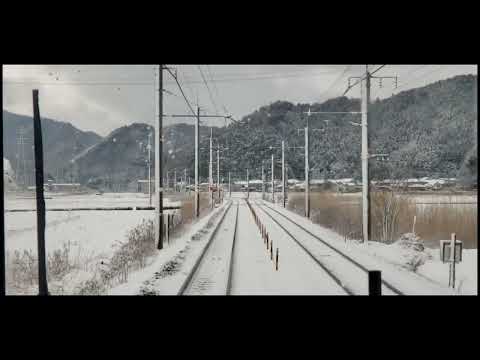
[4,192,180,255]
[4,192,182,295]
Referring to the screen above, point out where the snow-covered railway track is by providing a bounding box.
[178,201,239,295]
[254,201,404,296]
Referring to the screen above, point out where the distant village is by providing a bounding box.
[4,157,474,196]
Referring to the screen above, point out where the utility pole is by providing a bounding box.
[174,168,177,193]
[271,153,275,203]
[1,87,5,296]
[282,140,286,208]
[261,163,265,200]
[361,66,371,244]
[246,168,249,199]
[195,107,200,217]
[209,128,213,208]
[32,89,48,295]
[217,145,220,201]
[228,171,231,198]
[165,111,230,217]
[342,64,396,243]
[16,128,28,188]
[155,64,164,250]
[184,168,187,193]
[147,132,152,206]
[305,121,310,219]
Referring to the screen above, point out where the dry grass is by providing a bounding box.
[288,191,478,248]
[414,204,477,248]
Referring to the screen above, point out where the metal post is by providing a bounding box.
[184,168,187,193]
[228,171,231,198]
[450,233,457,289]
[361,66,371,244]
[209,128,213,208]
[32,90,48,295]
[174,168,177,193]
[246,169,249,199]
[368,271,381,296]
[282,140,285,208]
[194,107,200,218]
[147,132,152,206]
[261,163,265,200]
[217,146,220,201]
[166,171,169,192]
[155,65,164,250]
[271,154,275,203]
[305,124,310,218]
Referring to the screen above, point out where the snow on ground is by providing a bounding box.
[4,193,172,255]
[362,240,477,295]
[183,201,238,295]
[262,200,471,295]
[4,192,182,295]
[232,201,346,295]
[109,201,230,295]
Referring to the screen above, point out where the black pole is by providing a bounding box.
[368,270,381,296]
[1,67,5,295]
[32,90,48,296]
[157,65,164,250]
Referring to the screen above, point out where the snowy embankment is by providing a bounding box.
[266,201,477,295]
[363,241,477,295]
[108,201,229,295]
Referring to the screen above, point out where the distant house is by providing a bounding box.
[137,179,155,193]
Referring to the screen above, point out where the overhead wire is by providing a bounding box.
[197,65,220,115]
[164,66,196,116]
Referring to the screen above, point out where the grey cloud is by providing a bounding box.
[3,64,477,136]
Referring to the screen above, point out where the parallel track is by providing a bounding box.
[178,201,239,295]
[255,201,404,295]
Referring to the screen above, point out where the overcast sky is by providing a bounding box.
[2,64,477,136]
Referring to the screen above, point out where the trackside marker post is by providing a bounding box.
[276,248,279,271]
[368,271,381,296]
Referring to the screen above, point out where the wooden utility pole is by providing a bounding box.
[32,90,48,295]
[209,128,213,208]
[155,65,164,250]
[361,66,371,244]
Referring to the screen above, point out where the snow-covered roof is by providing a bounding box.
[3,158,13,174]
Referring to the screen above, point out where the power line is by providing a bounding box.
[166,69,339,84]
[317,65,352,100]
[197,65,220,115]
[206,65,231,116]
[165,67,196,116]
